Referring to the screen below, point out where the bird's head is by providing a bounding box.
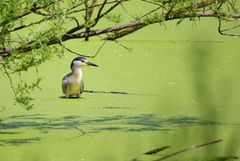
[70,56,98,70]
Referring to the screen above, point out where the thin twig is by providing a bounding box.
[95,0,108,23]
[2,65,16,96]
[59,40,106,58]
[139,6,163,20]
[90,40,107,58]
[68,0,129,15]
[218,18,240,37]
[221,24,240,32]
[66,127,86,141]
[103,33,132,52]
[59,43,92,58]
[84,0,90,41]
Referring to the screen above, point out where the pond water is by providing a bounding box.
[0,18,240,161]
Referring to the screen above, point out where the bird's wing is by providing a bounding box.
[62,73,71,94]
[80,79,84,94]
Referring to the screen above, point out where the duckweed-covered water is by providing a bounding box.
[1,16,240,161]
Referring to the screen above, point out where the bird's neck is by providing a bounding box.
[72,68,82,76]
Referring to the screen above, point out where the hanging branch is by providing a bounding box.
[59,40,106,58]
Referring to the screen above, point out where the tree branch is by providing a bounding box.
[1,11,239,57]
[0,0,239,57]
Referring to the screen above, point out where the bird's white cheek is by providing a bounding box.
[73,61,82,67]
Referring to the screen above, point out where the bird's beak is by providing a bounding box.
[86,61,98,67]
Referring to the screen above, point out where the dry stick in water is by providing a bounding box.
[144,146,171,155]
[84,90,129,95]
[153,139,223,161]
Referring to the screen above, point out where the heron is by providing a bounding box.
[62,56,98,98]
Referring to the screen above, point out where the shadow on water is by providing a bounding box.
[0,113,225,146]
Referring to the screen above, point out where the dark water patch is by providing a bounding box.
[207,156,239,161]
[94,127,125,131]
[0,121,52,129]
[125,127,170,132]
[85,115,124,123]
[62,115,80,120]
[0,137,41,146]
[48,121,81,129]
[126,114,162,127]
[125,115,220,127]
[165,116,220,126]
[7,114,46,119]
[100,106,135,109]
[0,131,22,134]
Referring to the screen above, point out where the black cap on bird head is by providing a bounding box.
[70,56,98,69]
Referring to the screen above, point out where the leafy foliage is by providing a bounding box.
[15,78,42,110]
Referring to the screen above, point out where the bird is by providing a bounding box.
[62,56,98,98]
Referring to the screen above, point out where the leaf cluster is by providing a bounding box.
[105,13,123,24]
[14,78,42,110]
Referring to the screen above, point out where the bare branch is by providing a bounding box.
[84,0,90,41]
[88,0,98,19]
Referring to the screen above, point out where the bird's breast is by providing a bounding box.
[74,74,82,84]
[66,72,83,95]
[73,69,83,83]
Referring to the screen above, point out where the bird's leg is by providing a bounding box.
[65,86,70,98]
